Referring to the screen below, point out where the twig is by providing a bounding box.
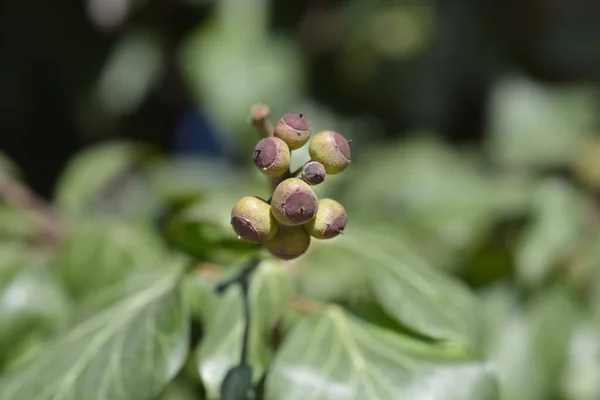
[215,258,261,364]
[248,104,274,138]
[239,276,251,365]
[291,295,326,314]
[0,171,65,245]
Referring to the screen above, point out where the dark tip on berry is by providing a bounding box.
[231,217,260,242]
[283,190,317,223]
[253,138,278,168]
[333,132,351,161]
[324,214,347,239]
[282,113,310,132]
[302,161,326,185]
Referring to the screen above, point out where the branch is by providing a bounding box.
[216,257,261,399]
[0,171,65,245]
[248,104,274,138]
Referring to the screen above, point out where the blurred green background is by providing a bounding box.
[2,0,600,399]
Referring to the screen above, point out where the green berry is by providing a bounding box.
[231,196,278,243]
[274,113,312,150]
[305,198,347,239]
[309,130,351,174]
[253,137,290,177]
[301,161,326,186]
[271,178,319,226]
[264,225,311,260]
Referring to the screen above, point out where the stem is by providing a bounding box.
[240,277,250,365]
[215,257,261,366]
[0,171,64,245]
[290,161,313,179]
[249,104,274,138]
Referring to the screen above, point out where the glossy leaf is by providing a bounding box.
[54,217,169,298]
[196,259,292,399]
[516,179,589,287]
[265,306,498,400]
[0,267,189,400]
[298,228,482,349]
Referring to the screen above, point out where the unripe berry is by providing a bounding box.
[264,225,311,260]
[274,113,312,150]
[309,131,351,174]
[305,198,347,239]
[271,178,319,226]
[231,196,278,243]
[301,161,326,186]
[253,137,290,177]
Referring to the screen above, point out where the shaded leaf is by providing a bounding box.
[54,141,159,219]
[54,217,169,298]
[338,136,532,272]
[146,157,259,208]
[486,285,583,400]
[298,228,482,350]
[486,76,595,168]
[96,28,166,117]
[182,267,220,325]
[0,241,32,289]
[0,256,71,370]
[220,365,252,400]
[265,306,498,400]
[196,259,292,399]
[159,377,203,400]
[516,179,589,287]
[165,190,262,263]
[180,2,303,145]
[0,267,189,400]
[559,322,600,400]
[0,205,37,241]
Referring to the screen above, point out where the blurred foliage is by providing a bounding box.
[3,0,600,399]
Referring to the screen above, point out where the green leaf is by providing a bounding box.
[486,285,582,400]
[298,228,482,350]
[516,178,589,287]
[54,217,169,298]
[159,377,203,400]
[220,365,253,400]
[265,306,498,400]
[0,205,37,241]
[182,268,220,324]
[179,11,303,141]
[196,259,292,399]
[146,157,259,208]
[165,190,262,263]
[54,141,159,219]
[485,76,596,168]
[0,256,71,370]
[0,267,189,400]
[559,322,600,400]
[0,241,32,289]
[337,136,532,272]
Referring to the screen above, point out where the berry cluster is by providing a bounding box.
[231,111,351,260]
